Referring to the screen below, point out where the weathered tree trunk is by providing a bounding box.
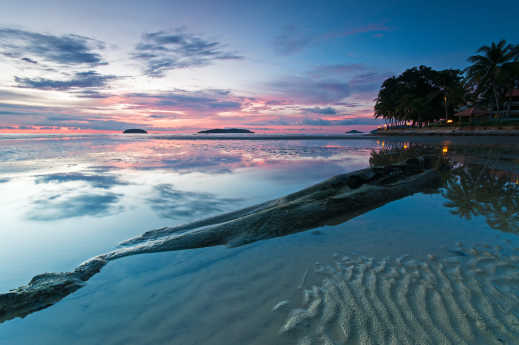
[0,157,447,324]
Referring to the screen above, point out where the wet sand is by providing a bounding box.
[278,243,519,345]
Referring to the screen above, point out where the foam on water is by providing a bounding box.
[276,245,519,345]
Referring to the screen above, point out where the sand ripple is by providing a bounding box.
[276,246,519,345]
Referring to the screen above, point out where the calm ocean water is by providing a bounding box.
[0,134,518,344]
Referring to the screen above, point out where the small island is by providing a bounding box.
[346,130,363,134]
[123,129,148,134]
[198,128,254,134]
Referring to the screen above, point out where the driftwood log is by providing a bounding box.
[0,156,445,323]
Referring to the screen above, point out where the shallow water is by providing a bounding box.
[0,135,518,344]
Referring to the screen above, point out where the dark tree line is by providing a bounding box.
[375,40,519,127]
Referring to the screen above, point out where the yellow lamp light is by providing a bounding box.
[442,146,448,154]
[447,119,453,124]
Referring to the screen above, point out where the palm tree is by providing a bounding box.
[465,40,519,117]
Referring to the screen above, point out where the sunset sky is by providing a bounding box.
[0,0,517,133]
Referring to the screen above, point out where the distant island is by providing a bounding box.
[346,130,363,134]
[198,128,254,134]
[123,129,147,134]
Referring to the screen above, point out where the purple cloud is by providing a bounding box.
[273,25,314,55]
[0,27,106,66]
[273,24,391,55]
[127,89,244,112]
[302,117,382,126]
[307,64,367,78]
[302,106,337,115]
[133,29,243,77]
[269,77,351,104]
[14,71,118,90]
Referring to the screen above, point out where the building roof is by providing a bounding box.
[454,107,488,117]
[506,89,519,97]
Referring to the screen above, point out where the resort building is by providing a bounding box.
[504,88,519,118]
[454,106,488,122]
[455,86,519,122]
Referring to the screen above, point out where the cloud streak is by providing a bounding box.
[273,25,314,55]
[268,77,351,104]
[303,106,337,115]
[302,117,382,126]
[273,24,390,55]
[15,71,118,90]
[0,27,106,66]
[133,29,243,77]
[127,89,245,113]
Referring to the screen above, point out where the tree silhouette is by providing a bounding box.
[465,40,519,116]
[375,66,465,127]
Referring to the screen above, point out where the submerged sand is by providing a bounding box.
[276,244,519,345]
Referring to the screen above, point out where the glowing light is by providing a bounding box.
[442,146,448,154]
[447,119,453,124]
[403,144,408,149]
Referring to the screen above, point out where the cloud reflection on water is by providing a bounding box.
[35,172,128,189]
[147,184,242,219]
[2,136,375,223]
[26,191,123,221]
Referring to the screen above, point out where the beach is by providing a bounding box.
[0,134,518,344]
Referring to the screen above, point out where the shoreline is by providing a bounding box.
[2,131,519,141]
[154,134,377,140]
[372,127,519,136]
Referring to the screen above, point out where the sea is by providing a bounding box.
[0,133,518,345]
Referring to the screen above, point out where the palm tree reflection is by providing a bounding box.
[370,143,519,234]
[443,164,519,233]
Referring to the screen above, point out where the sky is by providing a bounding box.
[0,0,517,134]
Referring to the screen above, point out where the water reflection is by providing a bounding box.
[106,139,371,174]
[35,172,129,189]
[1,137,375,228]
[0,136,375,290]
[371,141,519,234]
[443,164,519,233]
[2,135,519,345]
[369,142,444,168]
[27,191,123,221]
[147,184,242,219]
